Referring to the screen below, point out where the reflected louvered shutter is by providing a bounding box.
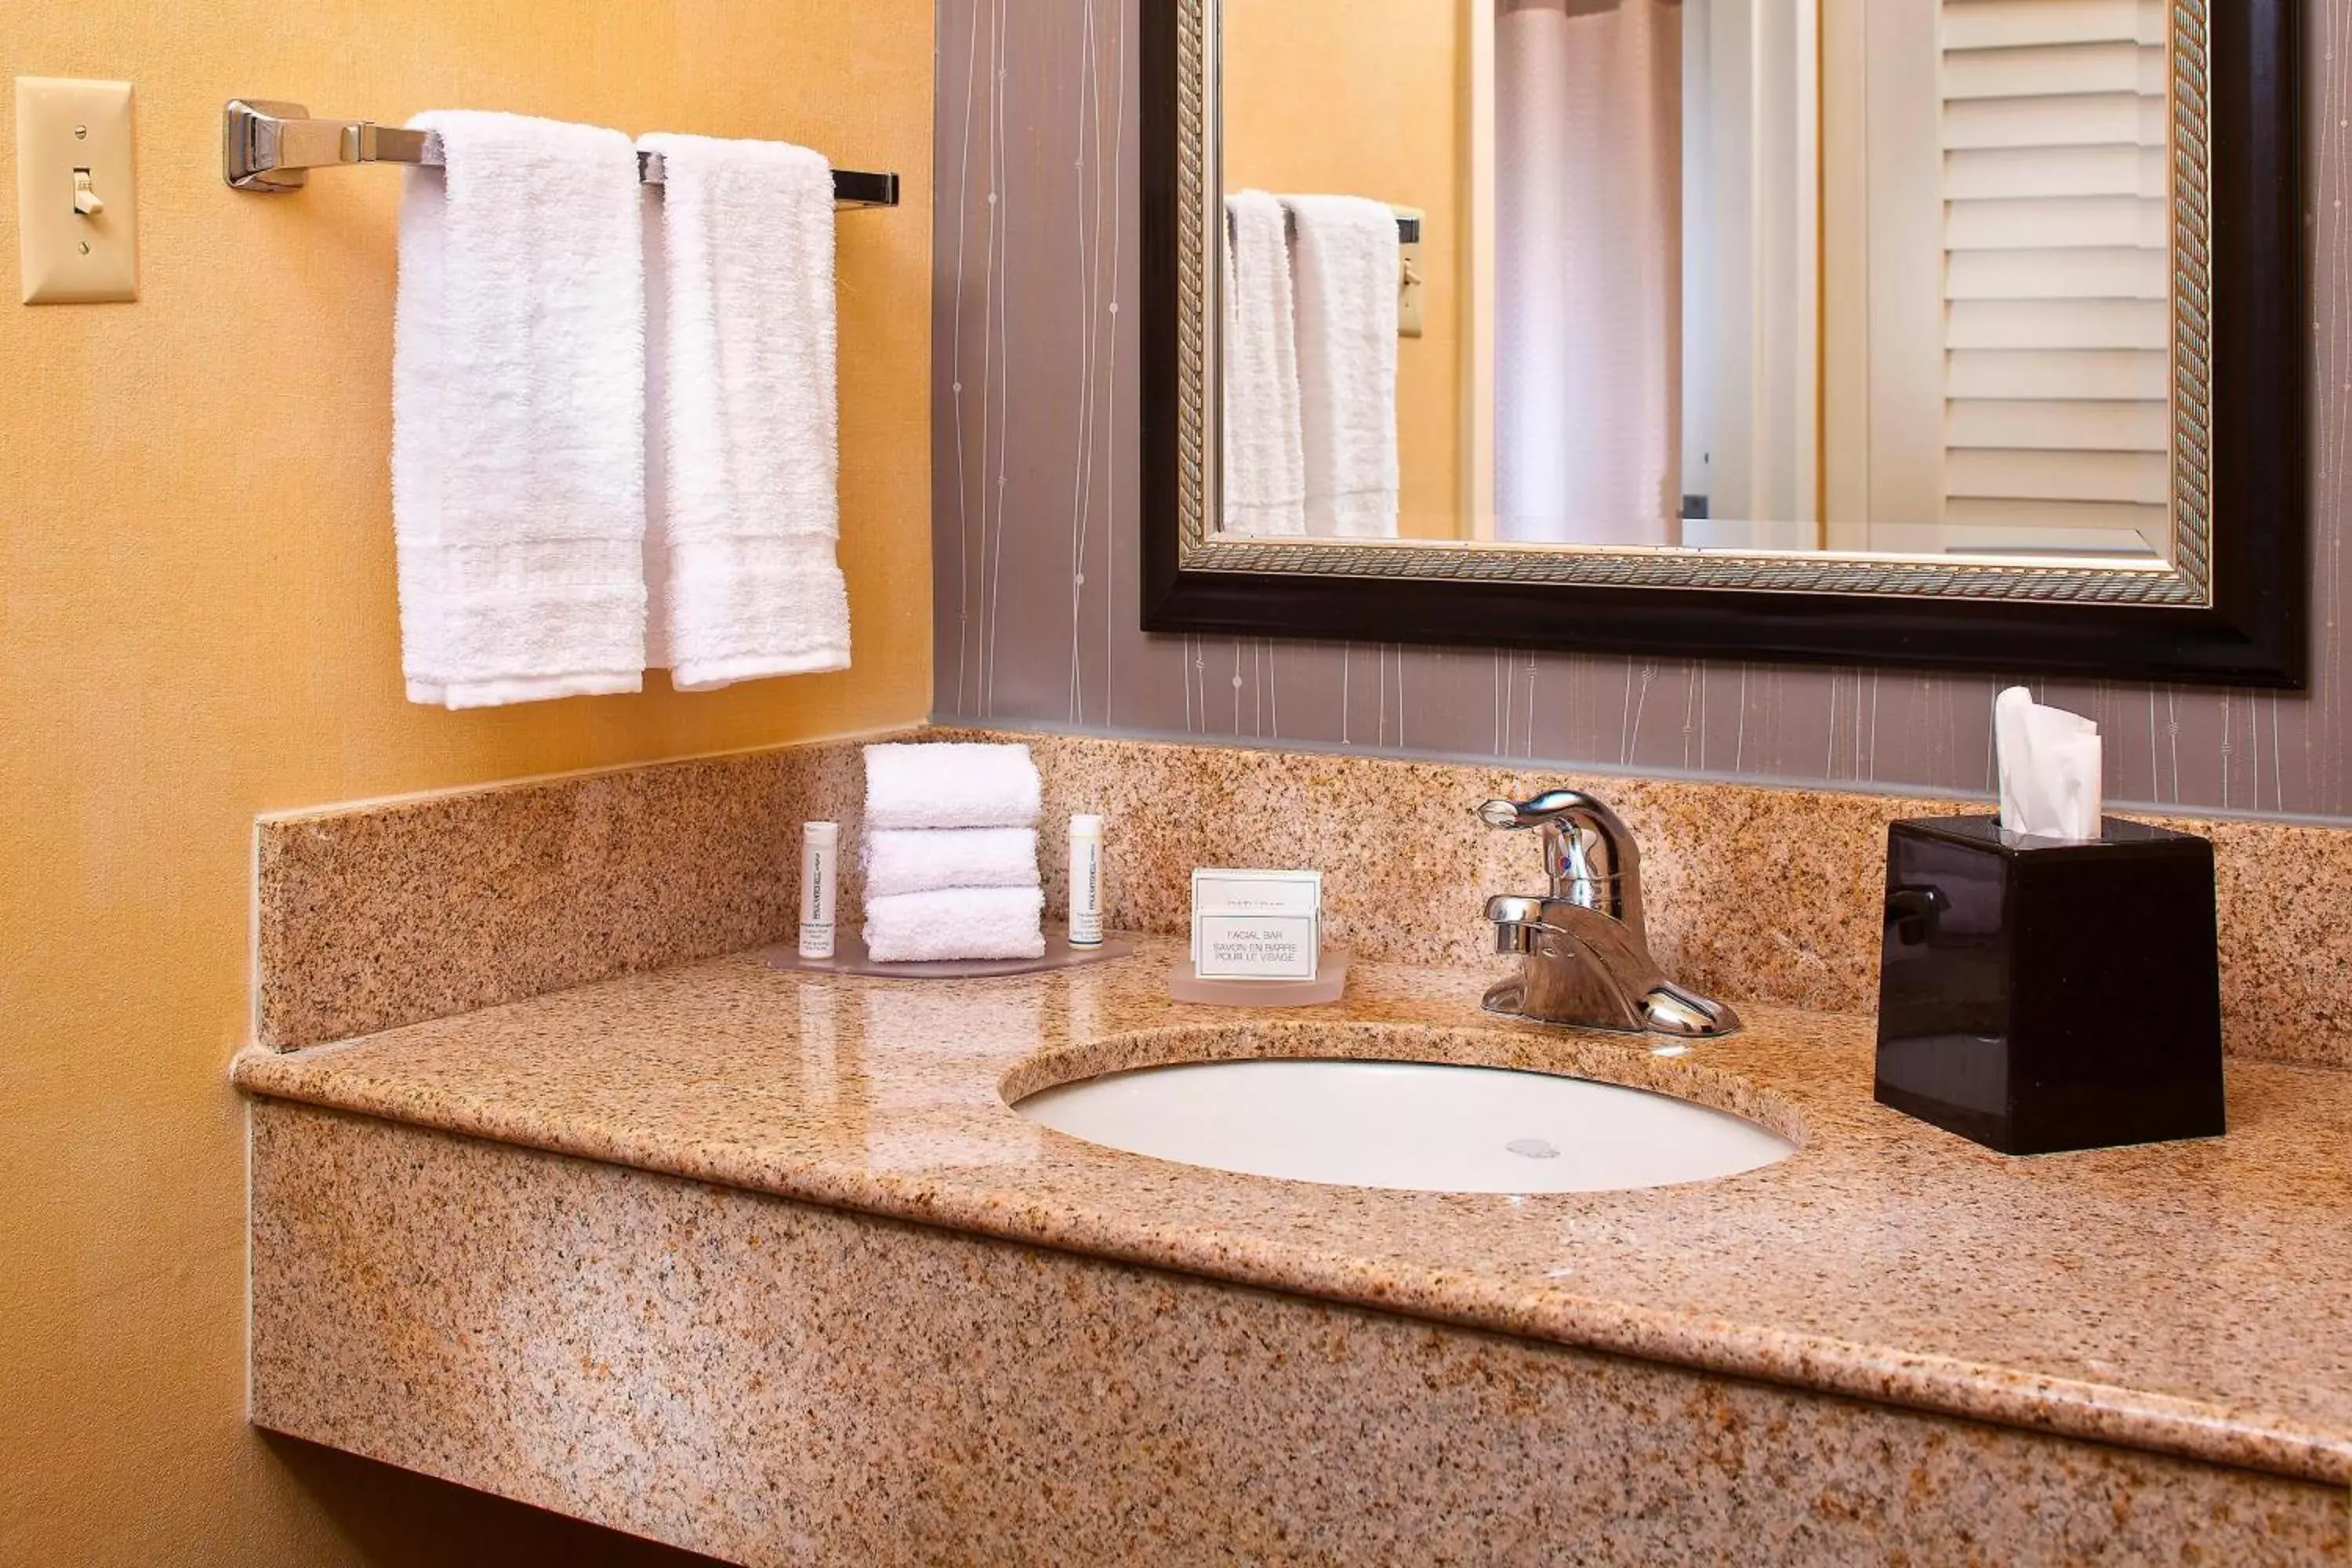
[1939,0,2169,552]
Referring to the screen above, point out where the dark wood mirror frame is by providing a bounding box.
[1140,0,2308,688]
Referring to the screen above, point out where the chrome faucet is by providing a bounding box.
[1477,789,1740,1037]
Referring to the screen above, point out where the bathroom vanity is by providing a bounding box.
[235,935,2352,1564]
[220,0,2346,1548]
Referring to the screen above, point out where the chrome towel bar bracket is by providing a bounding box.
[222,99,900,208]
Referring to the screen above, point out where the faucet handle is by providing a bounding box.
[1478,790,1590,833]
[1476,789,1642,929]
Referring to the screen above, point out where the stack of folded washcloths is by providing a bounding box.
[861,742,1045,962]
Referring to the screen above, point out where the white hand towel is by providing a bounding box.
[394,112,648,708]
[639,132,851,689]
[863,742,1042,830]
[1281,194,1401,539]
[866,827,1040,898]
[1221,191,1306,535]
[865,887,1047,964]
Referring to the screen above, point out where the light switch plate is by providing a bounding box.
[16,77,138,304]
[1392,205,1424,339]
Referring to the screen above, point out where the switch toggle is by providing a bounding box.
[16,77,139,304]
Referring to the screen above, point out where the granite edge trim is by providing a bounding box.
[228,1040,2352,1488]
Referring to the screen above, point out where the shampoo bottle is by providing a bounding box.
[799,821,840,960]
[1069,815,1105,947]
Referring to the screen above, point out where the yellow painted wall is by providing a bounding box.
[0,2,931,1562]
[1223,0,1464,539]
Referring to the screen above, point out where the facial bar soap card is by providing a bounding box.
[1193,915,1319,979]
[1190,867,1321,979]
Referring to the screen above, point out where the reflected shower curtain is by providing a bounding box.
[1494,0,1681,546]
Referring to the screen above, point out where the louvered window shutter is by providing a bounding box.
[1939,0,2169,554]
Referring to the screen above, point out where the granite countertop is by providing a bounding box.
[232,938,2352,1486]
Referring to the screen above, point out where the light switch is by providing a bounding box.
[16,78,138,305]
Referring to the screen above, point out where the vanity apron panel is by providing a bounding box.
[250,1102,2350,1568]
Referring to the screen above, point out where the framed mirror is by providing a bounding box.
[1141,1,2307,686]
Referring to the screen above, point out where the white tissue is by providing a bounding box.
[1994,686,2103,841]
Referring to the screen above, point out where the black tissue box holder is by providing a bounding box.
[1874,815,2224,1155]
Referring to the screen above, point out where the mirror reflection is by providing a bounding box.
[1218,0,2174,563]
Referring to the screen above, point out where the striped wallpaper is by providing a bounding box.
[931,0,2352,819]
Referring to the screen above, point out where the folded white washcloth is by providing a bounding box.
[639,132,850,689]
[1282,194,1400,539]
[865,827,1040,898]
[863,742,1042,830]
[1222,191,1306,535]
[864,887,1047,964]
[393,111,647,709]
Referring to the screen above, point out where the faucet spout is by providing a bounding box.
[1485,893,1541,956]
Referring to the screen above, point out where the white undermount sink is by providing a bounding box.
[1013,1051,1795,1194]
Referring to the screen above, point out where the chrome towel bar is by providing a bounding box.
[221,99,900,208]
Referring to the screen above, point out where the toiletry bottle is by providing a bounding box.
[1069,815,1105,947]
[799,821,840,959]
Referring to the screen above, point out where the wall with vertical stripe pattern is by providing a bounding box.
[932,0,2352,819]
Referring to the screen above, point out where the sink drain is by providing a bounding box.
[1504,1137,1562,1160]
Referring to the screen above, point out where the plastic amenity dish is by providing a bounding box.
[1166,949,1349,1007]
[765,924,1134,980]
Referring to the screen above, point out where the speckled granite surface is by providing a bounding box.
[254,742,868,1048]
[234,940,2352,1488]
[250,1099,2351,1566]
[967,729,2352,1072]
[256,728,2352,1068]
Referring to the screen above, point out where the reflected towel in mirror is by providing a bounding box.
[1282,193,1400,539]
[1221,190,1308,535]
